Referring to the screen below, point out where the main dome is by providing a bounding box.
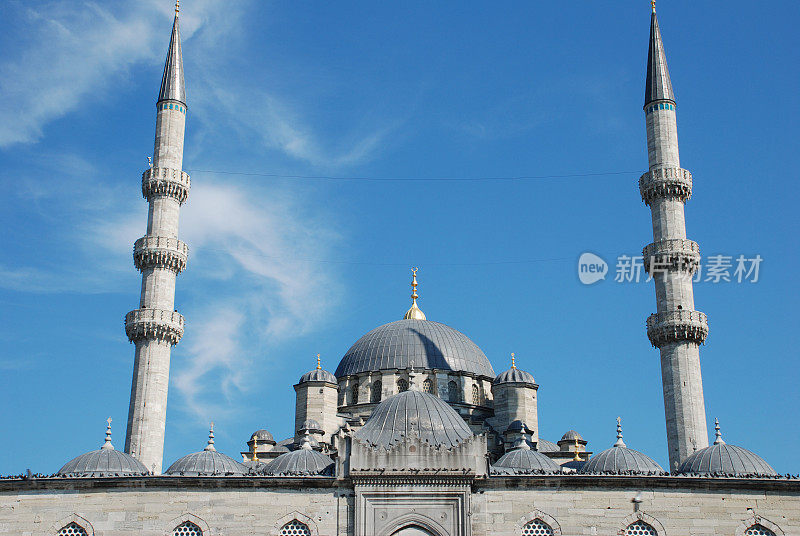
[335,319,495,378]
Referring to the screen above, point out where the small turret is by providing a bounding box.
[294,354,339,446]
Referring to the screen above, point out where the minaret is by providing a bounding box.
[124,2,190,474]
[640,2,709,470]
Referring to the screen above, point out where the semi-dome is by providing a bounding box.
[336,319,495,378]
[580,420,665,475]
[261,436,334,476]
[492,441,562,474]
[58,420,148,477]
[165,427,247,476]
[355,390,474,450]
[677,420,777,477]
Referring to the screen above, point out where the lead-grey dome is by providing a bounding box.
[336,319,494,378]
[261,440,334,476]
[355,390,474,450]
[250,429,275,443]
[299,368,336,384]
[536,438,559,453]
[580,445,665,475]
[165,428,247,476]
[299,419,322,432]
[561,430,583,441]
[492,444,562,475]
[678,421,777,477]
[57,421,149,477]
[494,367,535,385]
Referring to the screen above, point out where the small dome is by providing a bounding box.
[492,443,561,474]
[561,430,583,441]
[250,429,275,443]
[580,446,664,475]
[506,420,531,433]
[299,419,322,432]
[355,390,473,450]
[299,368,337,384]
[57,419,148,477]
[261,437,334,476]
[561,459,587,471]
[678,420,777,477]
[336,319,495,378]
[536,438,559,453]
[165,426,247,476]
[494,367,535,385]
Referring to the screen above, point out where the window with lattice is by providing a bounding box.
[448,380,460,403]
[280,519,311,536]
[745,525,776,536]
[625,521,657,536]
[422,378,433,393]
[173,521,203,536]
[522,518,553,536]
[351,383,359,404]
[371,380,382,402]
[472,384,480,405]
[58,523,88,536]
[397,378,409,392]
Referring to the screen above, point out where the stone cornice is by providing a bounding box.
[646,309,708,347]
[125,308,184,345]
[142,167,190,203]
[643,238,700,274]
[133,235,188,273]
[639,167,692,205]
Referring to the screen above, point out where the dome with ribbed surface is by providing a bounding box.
[165,428,247,476]
[536,438,559,453]
[58,448,149,477]
[492,445,562,474]
[261,441,334,476]
[580,445,665,475]
[299,419,322,432]
[355,390,474,450]
[299,368,337,384]
[678,444,777,476]
[561,430,583,441]
[250,429,275,443]
[494,367,536,385]
[336,319,494,378]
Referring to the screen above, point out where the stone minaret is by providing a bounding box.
[124,5,189,474]
[640,4,709,470]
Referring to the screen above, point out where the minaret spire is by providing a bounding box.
[403,267,426,320]
[124,8,191,474]
[639,5,709,471]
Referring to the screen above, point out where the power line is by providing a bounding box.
[185,169,638,182]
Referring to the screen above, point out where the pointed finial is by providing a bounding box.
[204,422,216,451]
[614,416,626,447]
[573,437,583,461]
[251,437,258,462]
[101,417,114,450]
[316,353,321,370]
[511,352,516,369]
[403,267,427,320]
[651,0,656,13]
[175,0,180,16]
[713,418,725,445]
[300,430,313,450]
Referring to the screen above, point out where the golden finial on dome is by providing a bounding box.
[651,0,656,13]
[403,267,427,320]
[316,353,321,370]
[251,437,258,462]
[175,0,180,15]
[511,352,516,369]
[573,437,583,461]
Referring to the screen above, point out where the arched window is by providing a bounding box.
[422,378,433,393]
[448,380,460,403]
[58,523,88,536]
[371,380,382,402]
[397,378,409,392]
[625,521,657,536]
[522,518,554,536]
[351,383,359,404]
[173,521,203,536]
[472,384,480,405]
[280,519,312,536]
[745,525,776,536]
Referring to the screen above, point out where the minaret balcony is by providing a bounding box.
[125,308,184,345]
[639,167,692,205]
[646,309,708,348]
[643,239,700,274]
[133,235,189,273]
[142,167,191,204]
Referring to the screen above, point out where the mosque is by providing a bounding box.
[1,4,798,536]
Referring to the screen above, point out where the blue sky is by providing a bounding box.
[0,0,797,475]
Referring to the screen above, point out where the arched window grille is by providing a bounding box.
[522,518,554,536]
[58,523,88,536]
[397,378,409,392]
[422,378,433,393]
[173,521,203,536]
[448,380,460,403]
[745,525,776,536]
[280,519,312,536]
[472,384,480,405]
[371,380,382,403]
[625,521,657,536]
[351,383,359,404]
